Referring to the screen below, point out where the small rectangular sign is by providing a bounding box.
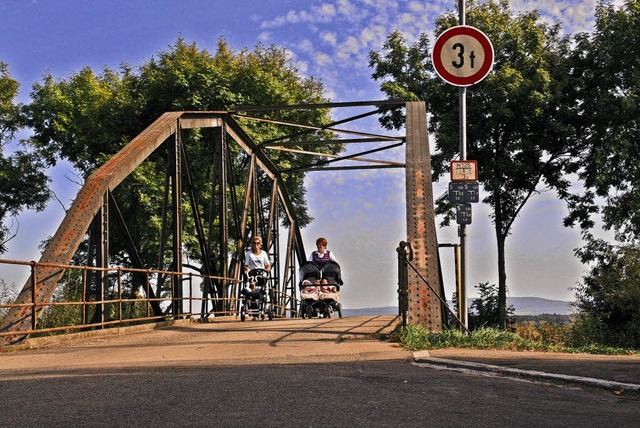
[450,160,478,182]
[449,182,479,203]
[449,182,466,203]
[456,203,472,225]
[463,181,479,203]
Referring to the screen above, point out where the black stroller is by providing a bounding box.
[299,261,343,319]
[240,268,273,321]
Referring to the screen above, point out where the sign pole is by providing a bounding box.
[431,3,493,332]
[458,0,469,331]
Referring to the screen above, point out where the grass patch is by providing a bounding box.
[396,324,638,355]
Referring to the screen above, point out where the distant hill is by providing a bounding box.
[508,297,573,316]
[343,297,573,317]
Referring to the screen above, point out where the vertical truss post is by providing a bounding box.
[86,194,108,326]
[217,124,230,312]
[405,101,443,331]
[99,192,109,324]
[172,122,183,315]
[282,224,298,316]
[266,181,279,312]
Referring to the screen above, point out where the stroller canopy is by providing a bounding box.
[298,260,343,287]
[320,261,343,285]
[299,261,321,284]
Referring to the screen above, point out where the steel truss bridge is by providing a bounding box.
[0,101,445,345]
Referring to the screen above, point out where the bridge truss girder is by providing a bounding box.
[1,101,446,344]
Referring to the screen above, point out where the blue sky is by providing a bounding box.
[0,0,614,308]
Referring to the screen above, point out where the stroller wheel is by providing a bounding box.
[240,306,246,322]
[267,308,274,321]
[305,305,314,319]
[324,305,333,319]
[337,302,343,318]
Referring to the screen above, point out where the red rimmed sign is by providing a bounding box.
[450,160,478,182]
[432,25,494,87]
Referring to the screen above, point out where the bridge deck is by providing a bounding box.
[1,316,410,373]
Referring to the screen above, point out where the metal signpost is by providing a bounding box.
[431,2,493,329]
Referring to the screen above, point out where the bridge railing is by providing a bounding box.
[0,258,300,340]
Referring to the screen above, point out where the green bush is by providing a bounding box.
[573,242,640,350]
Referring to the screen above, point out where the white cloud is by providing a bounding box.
[315,52,333,67]
[510,0,597,33]
[407,1,427,13]
[297,60,309,74]
[359,27,378,47]
[298,39,314,53]
[260,14,288,29]
[312,3,337,20]
[260,2,338,30]
[337,35,360,59]
[321,32,338,46]
[397,12,418,26]
[337,0,357,18]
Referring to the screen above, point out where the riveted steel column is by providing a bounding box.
[95,192,109,325]
[172,121,183,315]
[405,101,443,331]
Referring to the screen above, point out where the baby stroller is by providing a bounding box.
[299,261,343,319]
[240,268,273,321]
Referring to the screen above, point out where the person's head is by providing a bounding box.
[316,237,327,250]
[251,236,263,251]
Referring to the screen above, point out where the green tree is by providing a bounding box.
[23,39,338,275]
[0,62,50,253]
[564,0,640,242]
[369,0,576,327]
[572,241,640,348]
[469,281,515,329]
[561,1,640,349]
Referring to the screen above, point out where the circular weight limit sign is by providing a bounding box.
[432,25,494,87]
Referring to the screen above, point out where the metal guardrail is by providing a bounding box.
[0,258,300,340]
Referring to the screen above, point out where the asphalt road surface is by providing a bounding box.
[2,317,639,427]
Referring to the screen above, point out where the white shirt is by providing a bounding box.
[245,250,271,270]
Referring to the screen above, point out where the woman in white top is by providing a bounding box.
[244,236,271,290]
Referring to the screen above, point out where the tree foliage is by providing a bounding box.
[572,241,640,348]
[560,1,640,348]
[369,0,575,326]
[564,0,640,242]
[23,39,338,269]
[0,62,50,253]
[469,281,515,329]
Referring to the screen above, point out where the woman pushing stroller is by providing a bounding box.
[301,237,338,288]
[308,237,338,267]
[299,237,343,318]
[240,236,273,321]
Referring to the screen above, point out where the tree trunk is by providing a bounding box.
[497,232,507,328]
[494,190,508,329]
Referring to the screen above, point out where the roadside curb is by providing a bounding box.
[413,350,640,395]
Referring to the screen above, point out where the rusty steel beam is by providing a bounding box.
[0,111,312,344]
[1,103,446,343]
[404,102,444,331]
[228,99,405,112]
[0,112,183,344]
[225,115,307,265]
